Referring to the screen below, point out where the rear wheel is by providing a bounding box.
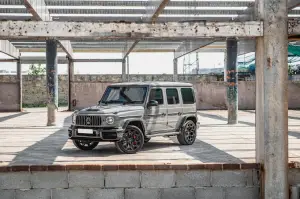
[177,120,197,145]
[73,140,99,150]
[115,125,144,154]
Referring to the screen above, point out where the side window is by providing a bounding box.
[181,88,195,104]
[149,88,164,104]
[166,88,179,104]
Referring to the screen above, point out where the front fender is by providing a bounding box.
[122,118,146,132]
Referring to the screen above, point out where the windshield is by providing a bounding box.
[100,86,148,105]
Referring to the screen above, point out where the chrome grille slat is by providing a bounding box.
[76,115,101,126]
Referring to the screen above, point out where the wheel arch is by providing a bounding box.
[176,114,197,131]
[123,119,146,134]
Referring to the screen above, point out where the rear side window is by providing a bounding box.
[149,88,164,104]
[181,88,195,104]
[166,88,179,104]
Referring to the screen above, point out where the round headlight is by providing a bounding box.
[106,116,114,125]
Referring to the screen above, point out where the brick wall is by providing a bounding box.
[0,163,260,199]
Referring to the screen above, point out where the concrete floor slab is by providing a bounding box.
[0,108,299,165]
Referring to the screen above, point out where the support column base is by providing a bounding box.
[47,103,57,126]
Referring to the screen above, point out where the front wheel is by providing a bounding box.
[177,120,197,145]
[73,140,99,150]
[115,125,144,154]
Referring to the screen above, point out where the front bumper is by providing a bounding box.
[68,125,124,141]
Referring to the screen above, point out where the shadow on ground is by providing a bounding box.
[198,112,255,127]
[0,112,29,123]
[9,114,244,165]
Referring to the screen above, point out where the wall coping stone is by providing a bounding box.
[1,162,299,173]
[0,163,262,173]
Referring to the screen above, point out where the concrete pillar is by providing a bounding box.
[126,56,130,81]
[173,58,178,81]
[255,0,264,164]
[226,38,238,124]
[68,58,74,111]
[224,49,227,82]
[17,59,22,112]
[122,59,126,82]
[263,0,288,197]
[46,40,58,126]
[196,52,199,75]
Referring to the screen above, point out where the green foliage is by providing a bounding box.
[288,64,296,76]
[28,63,46,76]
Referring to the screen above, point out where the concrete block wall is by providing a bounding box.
[1,74,300,111]
[0,163,260,199]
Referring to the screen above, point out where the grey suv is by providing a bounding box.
[68,82,199,154]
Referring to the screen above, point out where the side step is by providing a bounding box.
[147,132,180,138]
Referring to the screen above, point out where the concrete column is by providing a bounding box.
[126,56,130,81]
[17,59,22,112]
[226,38,238,124]
[224,49,227,82]
[255,0,264,164]
[122,59,126,82]
[173,58,178,81]
[68,58,74,111]
[196,52,199,75]
[263,0,288,197]
[46,40,58,126]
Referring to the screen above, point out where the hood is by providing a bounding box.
[78,104,144,115]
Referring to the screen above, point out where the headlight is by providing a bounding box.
[105,116,114,125]
[72,112,78,124]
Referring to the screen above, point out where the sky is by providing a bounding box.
[0,51,225,75]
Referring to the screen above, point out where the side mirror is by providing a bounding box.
[147,100,158,108]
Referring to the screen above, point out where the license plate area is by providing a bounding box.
[77,129,94,135]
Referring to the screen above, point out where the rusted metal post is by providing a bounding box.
[46,40,58,126]
[255,0,265,164]
[224,48,227,82]
[263,0,288,197]
[173,58,178,82]
[122,59,126,82]
[17,59,22,112]
[68,58,74,111]
[226,38,238,124]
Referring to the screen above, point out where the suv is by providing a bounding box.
[68,82,199,154]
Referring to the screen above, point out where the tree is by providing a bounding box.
[28,63,46,76]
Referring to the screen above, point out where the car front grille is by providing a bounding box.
[76,115,101,126]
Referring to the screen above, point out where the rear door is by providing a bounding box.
[145,87,168,133]
[165,87,182,130]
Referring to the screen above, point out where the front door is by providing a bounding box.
[165,88,182,130]
[145,88,168,133]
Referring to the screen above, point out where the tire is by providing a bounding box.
[73,140,99,150]
[177,120,197,145]
[144,137,151,143]
[115,125,144,154]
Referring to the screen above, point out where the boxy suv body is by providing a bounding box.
[68,82,199,154]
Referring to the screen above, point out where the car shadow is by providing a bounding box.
[9,114,244,165]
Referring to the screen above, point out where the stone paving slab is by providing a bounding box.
[0,108,300,165]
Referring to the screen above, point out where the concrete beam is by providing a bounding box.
[0,21,263,40]
[123,41,139,60]
[174,40,216,59]
[18,57,123,64]
[57,40,74,59]
[0,40,19,58]
[24,0,51,21]
[288,0,300,10]
[289,20,300,36]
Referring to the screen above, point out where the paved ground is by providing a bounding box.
[0,108,300,165]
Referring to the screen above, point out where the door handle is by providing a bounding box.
[178,112,182,116]
[161,113,166,117]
